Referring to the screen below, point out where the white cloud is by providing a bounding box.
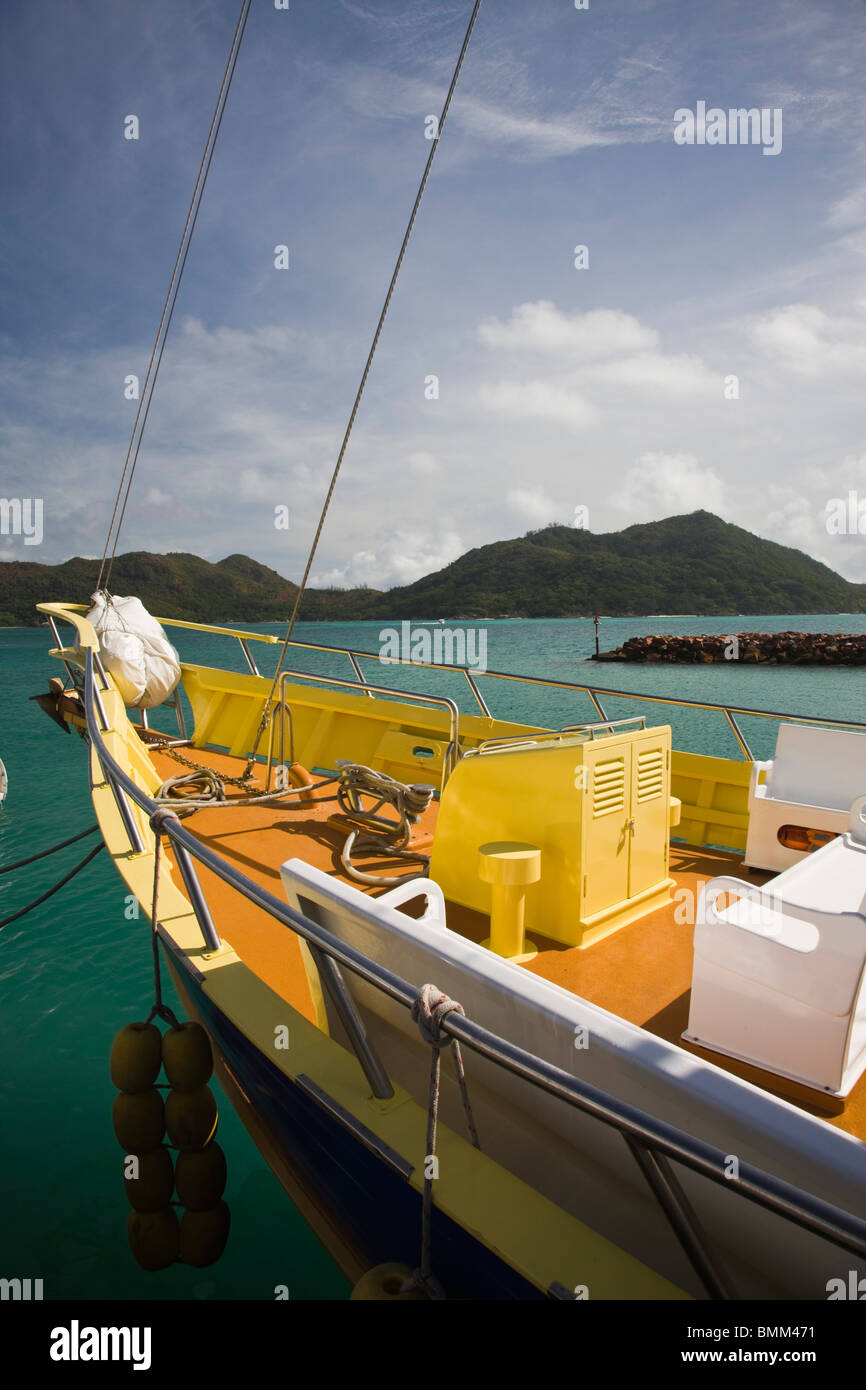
[827,185,866,230]
[479,378,597,431]
[408,451,438,475]
[750,303,866,375]
[616,452,728,521]
[311,528,465,590]
[506,487,566,526]
[589,351,717,397]
[478,302,657,361]
[761,494,817,550]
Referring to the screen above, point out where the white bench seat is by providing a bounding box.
[687,796,866,1095]
[744,722,866,872]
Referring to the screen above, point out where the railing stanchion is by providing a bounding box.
[724,708,753,760]
[308,945,394,1100]
[624,1136,734,1300]
[168,836,222,952]
[348,651,374,697]
[93,653,111,691]
[586,688,609,724]
[464,668,491,717]
[171,688,189,740]
[238,638,260,676]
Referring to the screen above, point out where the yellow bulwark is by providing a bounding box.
[671,750,752,854]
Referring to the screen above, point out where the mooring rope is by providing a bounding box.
[403,983,481,1298]
[0,823,98,876]
[0,841,105,932]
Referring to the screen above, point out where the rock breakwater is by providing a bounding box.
[593,631,866,664]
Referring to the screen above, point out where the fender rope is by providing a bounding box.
[402,983,481,1298]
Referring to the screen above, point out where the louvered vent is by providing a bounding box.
[593,757,626,816]
[636,748,664,802]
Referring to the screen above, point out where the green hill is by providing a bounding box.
[379,512,866,618]
[2,512,864,626]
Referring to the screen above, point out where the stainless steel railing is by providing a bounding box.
[284,638,866,762]
[43,603,866,763]
[80,647,866,1301]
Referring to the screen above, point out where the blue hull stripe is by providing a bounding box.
[166,942,547,1300]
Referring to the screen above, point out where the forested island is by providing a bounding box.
[2,511,864,626]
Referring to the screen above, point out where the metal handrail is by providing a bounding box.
[468,715,647,757]
[274,668,461,787]
[44,603,866,763]
[81,648,866,1299]
[263,634,866,763]
[322,645,866,762]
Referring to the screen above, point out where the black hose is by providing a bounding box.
[0,842,105,931]
[0,823,99,876]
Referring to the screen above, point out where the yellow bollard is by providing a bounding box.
[478,841,541,963]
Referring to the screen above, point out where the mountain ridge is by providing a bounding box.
[2,511,864,625]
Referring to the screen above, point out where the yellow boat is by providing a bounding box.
[29,0,866,1302]
[32,600,866,1299]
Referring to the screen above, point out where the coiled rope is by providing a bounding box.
[335,763,433,886]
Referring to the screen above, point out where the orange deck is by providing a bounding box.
[148,742,866,1144]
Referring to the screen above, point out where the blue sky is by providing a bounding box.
[2,0,866,587]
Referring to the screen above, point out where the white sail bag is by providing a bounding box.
[82,591,182,709]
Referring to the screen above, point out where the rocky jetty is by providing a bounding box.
[594,631,866,664]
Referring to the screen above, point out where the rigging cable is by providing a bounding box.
[243,0,485,781]
[97,0,255,595]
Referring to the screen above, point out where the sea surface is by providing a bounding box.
[1,613,864,1300]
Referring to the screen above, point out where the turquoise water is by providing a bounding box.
[0,613,863,1300]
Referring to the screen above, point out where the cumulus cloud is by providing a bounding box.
[475,302,719,436]
[755,456,866,580]
[479,379,597,431]
[408,451,438,475]
[616,452,728,521]
[478,302,657,361]
[311,528,465,590]
[589,351,717,397]
[506,487,567,526]
[750,303,866,375]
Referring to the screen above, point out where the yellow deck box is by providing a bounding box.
[430,724,675,948]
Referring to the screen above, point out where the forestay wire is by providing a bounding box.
[244,0,485,780]
[97,0,255,595]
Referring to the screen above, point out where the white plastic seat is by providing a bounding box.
[686,796,866,1095]
[744,722,866,872]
